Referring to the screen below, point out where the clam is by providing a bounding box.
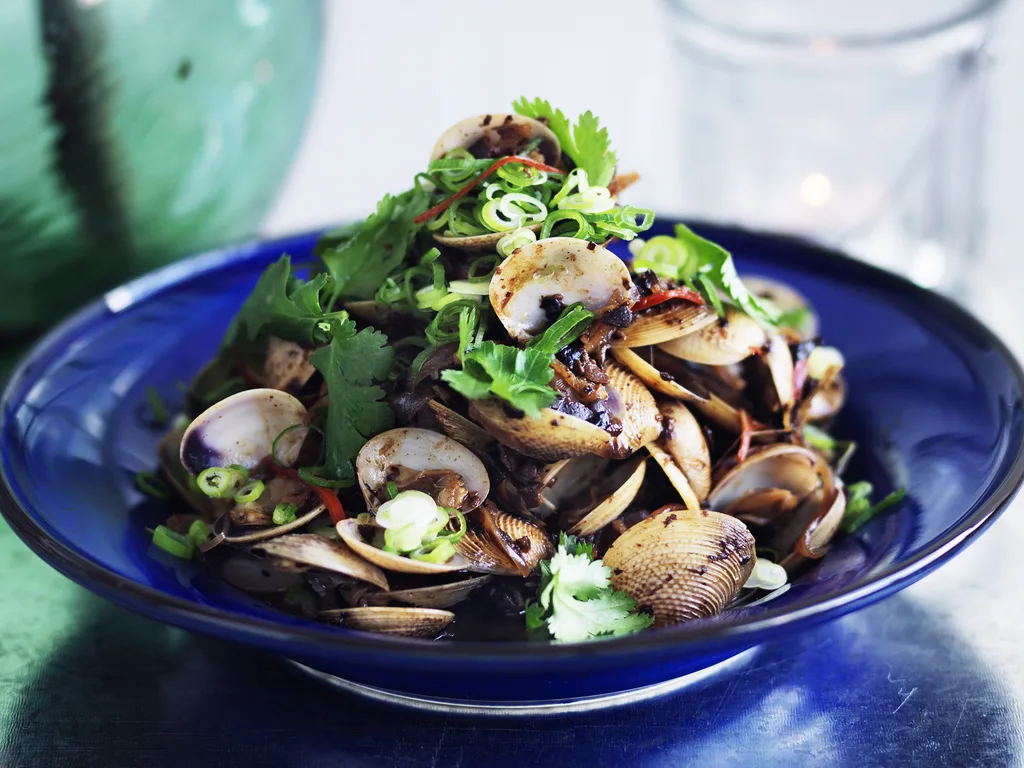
[612,303,718,348]
[468,361,661,462]
[610,346,709,403]
[430,113,561,165]
[262,336,317,393]
[708,444,842,564]
[463,502,555,576]
[645,441,701,511]
[355,428,490,513]
[430,114,561,250]
[209,503,326,546]
[742,275,818,340]
[764,333,795,417]
[252,534,389,591]
[427,400,494,454]
[320,606,455,638]
[652,401,711,502]
[489,237,635,343]
[180,388,309,475]
[659,306,768,365]
[230,474,312,527]
[539,455,647,536]
[363,575,492,609]
[336,518,475,575]
[157,427,230,518]
[604,507,756,625]
[799,367,846,424]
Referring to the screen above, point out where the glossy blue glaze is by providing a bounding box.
[2,221,1022,703]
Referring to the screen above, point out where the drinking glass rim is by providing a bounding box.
[664,0,1005,51]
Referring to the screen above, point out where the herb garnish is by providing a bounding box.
[513,97,618,188]
[841,481,907,533]
[525,533,653,641]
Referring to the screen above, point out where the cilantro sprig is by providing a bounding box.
[310,326,396,483]
[320,186,429,304]
[525,534,652,642]
[221,255,351,349]
[441,342,556,418]
[513,97,618,188]
[441,303,595,417]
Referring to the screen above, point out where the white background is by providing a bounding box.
[264,0,1024,352]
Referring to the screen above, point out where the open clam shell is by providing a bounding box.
[656,401,712,502]
[320,606,454,638]
[612,302,718,348]
[433,223,543,252]
[465,502,554,576]
[180,388,309,475]
[430,113,561,165]
[252,534,389,591]
[427,400,494,454]
[604,508,756,625]
[610,346,709,403]
[230,474,311,528]
[645,441,701,511]
[489,237,635,343]
[209,504,326,546]
[355,428,490,513]
[262,336,317,393]
[468,361,660,462]
[335,518,474,575]
[708,444,827,528]
[363,575,492,609]
[658,307,768,366]
[157,427,231,518]
[563,456,647,537]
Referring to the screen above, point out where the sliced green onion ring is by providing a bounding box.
[197,467,247,499]
[273,503,298,526]
[232,479,266,504]
[152,525,196,559]
[497,228,536,258]
[134,471,171,500]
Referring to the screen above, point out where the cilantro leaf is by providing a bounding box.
[672,224,779,330]
[841,482,906,534]
[513,97,617,187]
[310,328,395,482]
[221,256,352,348]
[441,341,556,417]
[320,187,429,303]
[525,533,653,642]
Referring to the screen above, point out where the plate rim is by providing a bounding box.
[3,221,1023,663]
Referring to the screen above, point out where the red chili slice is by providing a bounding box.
[272,465,346,523]
[413,155,564,226]
[631,287,706,313]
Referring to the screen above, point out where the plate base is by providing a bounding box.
[288,646,760,716]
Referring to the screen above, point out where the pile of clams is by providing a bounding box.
[151,112,856,642]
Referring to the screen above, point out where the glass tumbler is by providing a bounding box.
[663,0,1006,293]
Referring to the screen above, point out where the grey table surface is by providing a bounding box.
[0,494,1022,768]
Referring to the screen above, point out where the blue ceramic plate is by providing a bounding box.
[3,221,1022,714]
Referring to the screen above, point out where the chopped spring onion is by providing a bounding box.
[552,169,615,214]
[134,471,171,500]
[631,235,696,281]
[410,537,457,564]
[497,227,537,257]
[527,303,595,355]
[436,507,467,545]
[297,466,352,489]
[151,525,196,559]
[467,254,502,282]
[426,298,480,346]
[229,464,250,480]
[385,482,399,499]
[743,558,788,591]
[447,279,490,296]
[187,519,211,547]
[196,466,247,499]
[145,386,169,426]
[375,490,455,555]
[232,479,266,504]
[806,346,845,380]
[273,502,298,525]
[271,423,308,466]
